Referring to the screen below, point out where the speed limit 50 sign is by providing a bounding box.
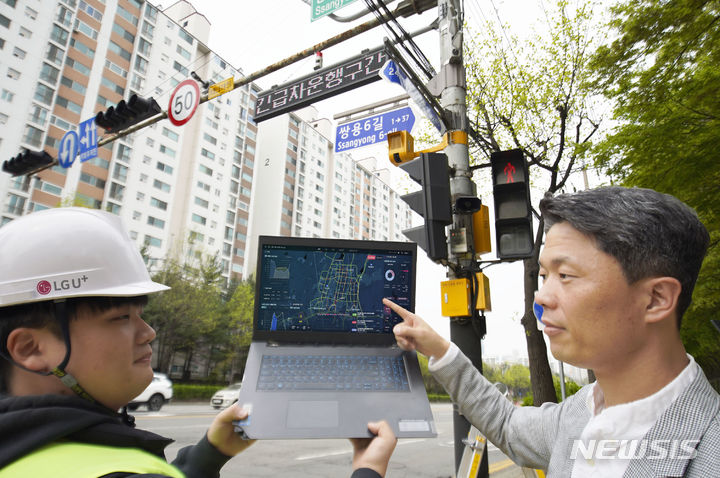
[169,79,200,127]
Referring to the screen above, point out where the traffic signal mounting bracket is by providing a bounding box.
[387,130,467,166]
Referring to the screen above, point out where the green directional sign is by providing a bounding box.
[311,0,358,21]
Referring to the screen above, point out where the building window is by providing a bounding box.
[150,197,167,210]
[153,179,170,192]
[144,235,161,248]
[156,161,173,174]
[147,216,165,229]
[33,84,53,105]
[22,125,43,147]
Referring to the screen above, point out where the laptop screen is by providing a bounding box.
[253,236,416,344]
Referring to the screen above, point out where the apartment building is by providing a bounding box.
[0,0,259,281]
[246,105,414,277]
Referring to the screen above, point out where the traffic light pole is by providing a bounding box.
[437,1,488,476]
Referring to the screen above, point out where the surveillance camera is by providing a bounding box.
[454,196,482,214]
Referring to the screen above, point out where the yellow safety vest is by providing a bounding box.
[0,441,186,478]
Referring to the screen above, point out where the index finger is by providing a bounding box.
[383,298,413,322]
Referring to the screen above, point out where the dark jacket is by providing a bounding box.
[0,394,230,478]
[0,394,382,478]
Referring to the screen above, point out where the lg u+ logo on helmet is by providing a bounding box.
[36,275,89,295]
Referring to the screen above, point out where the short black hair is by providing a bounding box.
[0,295,149,394]
[540,186,709,327]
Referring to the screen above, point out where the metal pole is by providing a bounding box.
[559,361,566,401]
[437,1,486,477]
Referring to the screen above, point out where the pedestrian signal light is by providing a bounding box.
[2,149,54,177]
[399,152,452,262]
[95,94,162,133]
[490,149,533,259]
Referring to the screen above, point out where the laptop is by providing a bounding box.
[234,235,436,439]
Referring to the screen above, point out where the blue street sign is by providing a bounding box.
[335,106,415,153]
[379,60,445,134]
[58,130,79,168]
[77,118,98,162]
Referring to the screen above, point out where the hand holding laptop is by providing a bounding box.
[350,421,397,477]
[208,404,256,456]
[384,298,450,360]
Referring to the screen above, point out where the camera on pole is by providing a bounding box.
[95,94,161,133]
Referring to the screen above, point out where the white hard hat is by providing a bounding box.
[0,207,169,307]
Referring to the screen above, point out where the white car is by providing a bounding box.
[210,383,242,409]
[128,373,173,411]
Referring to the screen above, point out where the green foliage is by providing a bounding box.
[483,362,531,399]
[461,0,601,405]
[427,393,452,402]
[589,0,720,378]
[485,362,580,405]
[417,353,446,394]
[142,251,254,381]
[173,383,226,400]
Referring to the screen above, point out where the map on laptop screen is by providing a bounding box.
[256,243,413,334]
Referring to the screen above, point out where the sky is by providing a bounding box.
[186,0,605,363]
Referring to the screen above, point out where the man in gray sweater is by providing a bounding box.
[386,186,719,477]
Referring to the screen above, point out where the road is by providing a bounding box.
[134,402,527,477]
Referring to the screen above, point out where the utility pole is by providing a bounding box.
[437,1,488,476]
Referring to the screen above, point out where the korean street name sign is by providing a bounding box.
[335,106,415,153]
[254,47,388,123]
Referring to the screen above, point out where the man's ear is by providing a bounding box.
[644,277,682,325]
[5,328,57,373]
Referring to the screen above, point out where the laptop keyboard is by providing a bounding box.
[257,354,410,392]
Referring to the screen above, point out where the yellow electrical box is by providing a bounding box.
[440,278,471,317]
[387,131,416,166]
[472,205,491,255]
[475,272,492,311]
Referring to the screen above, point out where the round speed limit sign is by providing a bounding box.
[168,79,200,126]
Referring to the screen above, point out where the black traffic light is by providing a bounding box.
[400,152,452,261]
[490,149,533,259]
[95,94,161,132]
[2,149,54,176]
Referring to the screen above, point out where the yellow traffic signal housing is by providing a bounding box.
[475,272,492,311]
[388,130,416,165]
[440,279,471,317]
[472,205,492,256]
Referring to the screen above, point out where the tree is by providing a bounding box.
[463,0,600,403]
[143,256,223,377]
[589,0,720,378]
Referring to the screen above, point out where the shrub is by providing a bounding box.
[173,384,225,400]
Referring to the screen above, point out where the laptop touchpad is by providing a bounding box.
[287,401,339,428]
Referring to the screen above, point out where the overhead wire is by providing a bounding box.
[361,0,435,80]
